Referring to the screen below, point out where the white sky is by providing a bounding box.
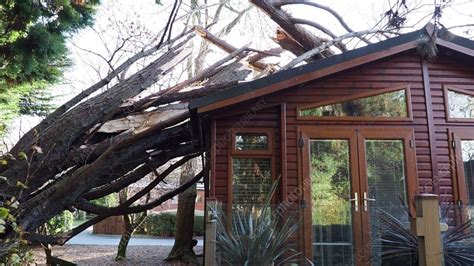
[2,0,473,150]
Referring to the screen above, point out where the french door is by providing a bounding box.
[300,127,417,265]
[450,128,474,228]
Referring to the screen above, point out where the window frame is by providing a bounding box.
[444,85,474,122]
[227,128,275,219]
[230,128,274,156]
[296,84,413,121]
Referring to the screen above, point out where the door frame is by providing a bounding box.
[298,126,418,264]
[356,127,418,263]
[449,128,474,208]
[299,127,363,264]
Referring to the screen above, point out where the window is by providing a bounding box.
[457,137,474,225]
[297,85,412,121]
[235,133,269,151]
[229,129,274,219]
[232,158,272,208]
[461,140,474,207]
[445,86,474,121]
[231,129,273,155]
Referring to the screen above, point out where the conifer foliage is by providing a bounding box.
[0,0,100,134]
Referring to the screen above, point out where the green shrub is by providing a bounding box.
[47,210,74,234]
[193,215,204,236]
[145,212,176,237]
[141,212,204,237]
[91,193,118,207]
[0,243,33,265]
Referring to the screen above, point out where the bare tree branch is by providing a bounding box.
[251,0,334,59]
[281,29,384,70]
[135,44,250,111]
[76,165,208,216]
[8,30,195,159]
[290,18,347,52]
[275,0,372,45]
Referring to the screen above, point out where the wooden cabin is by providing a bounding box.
[189,25,474,265]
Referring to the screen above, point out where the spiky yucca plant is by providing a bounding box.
[211,177,302,265]
[376,203,474,265]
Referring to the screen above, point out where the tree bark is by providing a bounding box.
[115,212,148,260]
[272,28,307,57]
[15,116,192,233]
[0,41,192,200]
[115,188,150,261]
[274,1,371,45]
[23,167,207,249]
[116,188,131,260]
[1,29,194,162]
[252,0,334,59]
[166,158,198,263]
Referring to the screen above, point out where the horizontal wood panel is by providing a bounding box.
[426,54,474,203]
[209,51,474,252]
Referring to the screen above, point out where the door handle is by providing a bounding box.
[349,192,359,212]
[363,192,376,212]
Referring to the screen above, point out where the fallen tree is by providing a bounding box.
[0,0,455,259]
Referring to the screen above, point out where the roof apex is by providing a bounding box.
[190,25,473,112]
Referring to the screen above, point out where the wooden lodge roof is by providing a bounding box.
[189,24,474,114]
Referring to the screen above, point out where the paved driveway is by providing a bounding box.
[67,227,203,246]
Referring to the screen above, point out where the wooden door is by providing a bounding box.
[301,127,363,265]
[450,128,474,224]
[300,127,417,265]
[357,128,417,265]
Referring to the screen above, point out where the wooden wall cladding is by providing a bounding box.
[209,50,474,253]
[213,105,281,203]
[93,215,124,235]
[427,53,474,203]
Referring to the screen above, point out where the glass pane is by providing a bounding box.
[232,158,272,216]
[365,140,413,265]
[235,133,268,151]
[300,89,408,118]
[461,140,474,229]
[447,90,474,119]
[310,140,354,265]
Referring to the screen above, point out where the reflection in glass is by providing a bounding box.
[300,89,408,118]
[232,158,272,221]
[235,133,268,151]
[365,140,410,265]
[310,140,353,265]
[447,90,474,119]
[461,140,474,227]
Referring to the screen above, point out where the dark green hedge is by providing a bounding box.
[140,212,204,237]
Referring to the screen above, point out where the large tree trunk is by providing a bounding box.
[15,117,192,231]
[251,0,334,59]
[0,43,191,200]
[166,158,198,263]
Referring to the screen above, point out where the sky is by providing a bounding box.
[2,0,474,150]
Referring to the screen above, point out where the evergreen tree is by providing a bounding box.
[0,0,100,136]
